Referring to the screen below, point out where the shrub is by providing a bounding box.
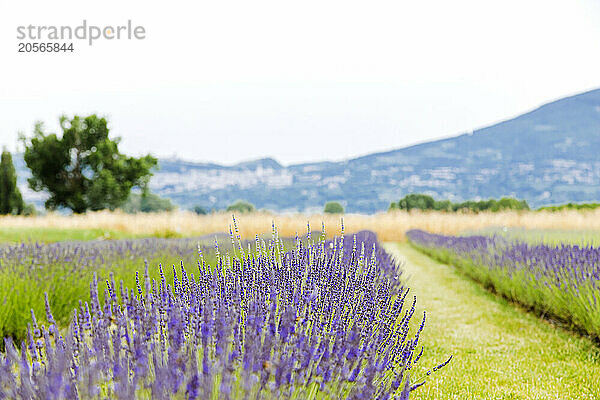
[192,205,207,215]
[121,191,175,213]
[22,203,37,216]
[390,194,529,213]
[538,202,600,212]
[489,197,529,212]
[324,201,344,214]
[226,200,255,213]
[395,194,435,211]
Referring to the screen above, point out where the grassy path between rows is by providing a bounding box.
[384,242,600,400]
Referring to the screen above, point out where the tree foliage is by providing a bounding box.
[324,201,344,214]
[390,194,529,212]
[538,202,600,212]
[192,205,208,215]
[226,200,255,214]
[0,149,25,215]
[22,115,157,213]
[392,194,435,211]
[121,191,175,213]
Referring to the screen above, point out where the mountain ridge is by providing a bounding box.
[14,88,600,213]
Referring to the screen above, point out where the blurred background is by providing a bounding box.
[0,0,599,215]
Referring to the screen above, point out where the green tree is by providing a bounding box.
[140,190,175,213]
[433,199,453,211]
[21,115,157,213]
[121,191,175,213]
[492,197,529,212]
[324,201,344,214]
[192,205,207,215]
[538,202,600,212]
[396,194,435,211]
[0,149,25,215]
[226,200,255,213]
[392,194,529,213]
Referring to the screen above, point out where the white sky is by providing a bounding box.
[1,0,599,165]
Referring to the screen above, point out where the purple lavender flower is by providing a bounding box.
[408,229,600,340]
[0,226,450,399]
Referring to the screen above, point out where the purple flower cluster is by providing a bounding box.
[325,230,405,295]
[407,229,600,339]
[1,226,448,399]
[0,237,204,269]
[0,237,215,343]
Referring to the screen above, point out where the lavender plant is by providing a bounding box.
[0,237,213,345]
[0,224,450,399]
[407,229,600,340]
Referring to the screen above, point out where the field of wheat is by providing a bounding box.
[1,209,600,241]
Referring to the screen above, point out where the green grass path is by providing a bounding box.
[384,242,600,400]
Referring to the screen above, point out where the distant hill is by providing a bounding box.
[14,88,600,213]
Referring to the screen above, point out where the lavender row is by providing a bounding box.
[407,229,600,339]
[0,226,449,399]
[0,237,214,344]
[0,237,203,270]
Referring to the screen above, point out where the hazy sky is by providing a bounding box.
[1,0,599,165]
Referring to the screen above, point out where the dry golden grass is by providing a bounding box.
[2,209,600,241]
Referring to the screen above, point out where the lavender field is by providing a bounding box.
[407,230,600,340]
[0,225,450,399]
[0,237,207,344]
[3,221,600,399]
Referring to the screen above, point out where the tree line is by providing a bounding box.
[389,194,600,213]
[537,202,600,212]
[389,193,530,212]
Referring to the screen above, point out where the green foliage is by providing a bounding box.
[488,197,530,212]
[538,202,600,212]
[0,149,25,215]
[393,194,436,211]
[226,200,255,213]
[324,201,344,214]
[433,199,453,212]
[21,115,157,213]
[121,191,175,213]
[0,241,217,346]
[192,205,207,215]
[390,194,529,213]
[22,204,37,216]
[394,242,600,399]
